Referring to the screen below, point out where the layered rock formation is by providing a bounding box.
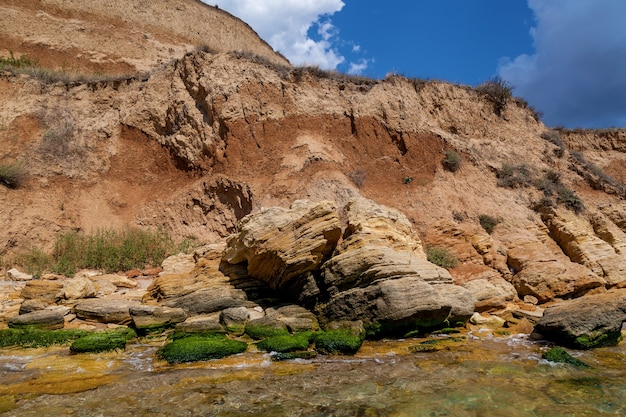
[0,0,626,348]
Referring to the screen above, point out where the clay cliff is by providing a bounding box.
[1,0,626,342]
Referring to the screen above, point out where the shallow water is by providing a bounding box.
[1,329,626,416]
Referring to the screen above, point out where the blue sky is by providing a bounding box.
[203,1,626,129]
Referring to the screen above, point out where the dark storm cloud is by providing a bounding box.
[499,0,626,128]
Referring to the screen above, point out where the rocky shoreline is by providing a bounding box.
[3,197,625,361]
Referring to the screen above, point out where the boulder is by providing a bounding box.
[219,306,250,328]
[266,304,319,332]
[95,274,138,289]
[63,276,97,300]
[160,253,196,275]
[162,287,248,314]
[74,299,141,324]
[8,309,65,330]
[130,305,186,330]
[533,289,626,349]
[20,280,64,302]
[7,268,33,281]
[222,200,341,292]
[453,265,517,311]
[175,313,225,333]
[18,299,50,315]
[323,276,474,336]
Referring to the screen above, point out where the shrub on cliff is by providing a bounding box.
[0,161,25,189]
[426,245,458,269]
[479,215,500,234]
[476,77,512,116]
[442,150,461,172]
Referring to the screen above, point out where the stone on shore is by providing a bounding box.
[130,305,186,331]
[63,276,97,300]
[20,280,64,303]
[8,309,65,330]
[75,299,141,324]
[533,289,626,349]
[7,268,33,281]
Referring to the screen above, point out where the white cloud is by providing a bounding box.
[203,0,348,70]
[499,0,626,128]
[348,59,369,75]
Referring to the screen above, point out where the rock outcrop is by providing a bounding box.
[223,198,475,336]
[222,200,342,296]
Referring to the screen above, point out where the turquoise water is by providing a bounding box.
[1,330,626,416]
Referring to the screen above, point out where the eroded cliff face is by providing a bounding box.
[1,44,625,309]
[0,0,288,74]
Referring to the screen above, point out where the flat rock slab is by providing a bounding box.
[130,305,186,329]
[9,309,65,330]
[74,299,141,324]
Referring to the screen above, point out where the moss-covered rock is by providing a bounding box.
[0,327,89,348]
[157,336,248,364]
[245,322,290,340]
[256,332,313,353]
[542,347,591,368]
[69,328,133,353]
[314,329,364,355]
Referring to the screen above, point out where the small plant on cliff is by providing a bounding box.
[476,77,512,116]
[426,245,458,269]
[497,164,533,188]
[479,215,500,234]
[0,51,36,69]
[540,130,566,158]
[442,150,461,172]
[0,161,26,189]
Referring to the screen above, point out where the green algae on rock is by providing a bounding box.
[157,335,248,364]
[0,328,89,348]
[69,328,136,354]
[542,347,591,368]
[314,329,365,355]
[256,332,314,353]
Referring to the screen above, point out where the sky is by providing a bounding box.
[202,1,626,129]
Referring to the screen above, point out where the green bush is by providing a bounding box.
[0,162,25,189]
[426,245,458,269]
[442,150,461,172]
[256,332,313,353]
[314,329,364,355]
[0,328,88,348]
[479,215,500,234]
[476,77,512,116]
[157,336,248,364]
